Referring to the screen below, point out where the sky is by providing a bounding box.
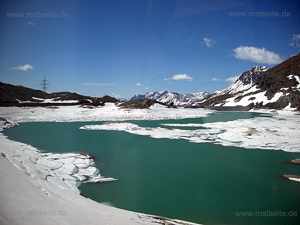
[0,0,300,99]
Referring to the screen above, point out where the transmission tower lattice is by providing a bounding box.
[40,77,50,92]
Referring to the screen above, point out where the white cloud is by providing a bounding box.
[81,83,115,86]
[144,87,149,90]
[136,83,141,86]
[202,78,221,82]
[231,46,283,64]
[165,74,193,81]
[290,34,300,48]
[203,38,216,48]
[11,64,34,71]
[225,75,239,84]
[112,93,121,98]
[23,22,34,27]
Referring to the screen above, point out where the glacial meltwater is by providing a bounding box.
[4,112,300,225]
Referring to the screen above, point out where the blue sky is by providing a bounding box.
[1,0,300,99]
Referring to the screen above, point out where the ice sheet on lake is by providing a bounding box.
[80,122,223,141]
[80,111,300,152]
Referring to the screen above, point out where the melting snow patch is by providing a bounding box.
[81,113,300,152]
[0,104,213,122]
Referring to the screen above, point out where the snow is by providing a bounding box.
[223,74,299,107]
[200,112,300,152]
[80,122,218,140]
[129,91,209,106]
[32,97,79,103]
[0,103,212,122]
[288,74,300,90]
[6,148,117,195]
[81,111,300,152]
[289,177,300,182]
[210,66,268,97]
[221,89,285,107]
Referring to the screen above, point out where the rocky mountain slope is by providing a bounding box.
[129,91,209,106]
[119,99,168,109]
[0,82,118,106]
[191,53,300,110]
[218,66,268,95]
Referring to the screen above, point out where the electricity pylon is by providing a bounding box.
[40,77,50,92]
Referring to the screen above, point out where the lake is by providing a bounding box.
[4,112,300,225]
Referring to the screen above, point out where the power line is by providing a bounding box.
[40,77,50,92]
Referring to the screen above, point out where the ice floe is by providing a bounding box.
[0,118,117,195]
[289,177,300,182]
[283,175,300,183]
[80,111,300,152]
[80,122,223,141]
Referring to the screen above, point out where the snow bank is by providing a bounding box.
[1,132,117,195]
[0,103,212,122]
[32,97,79,103]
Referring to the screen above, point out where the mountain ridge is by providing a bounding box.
[1,53,299,110]
[191,53,300,110]
[128,91,209,106]
[0,82,118,106]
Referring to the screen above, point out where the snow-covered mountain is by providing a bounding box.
[192,53,300,110]
[127,66,268,107]
[129,91,209,106]
[185,66,268,107]
[222,66,268,94]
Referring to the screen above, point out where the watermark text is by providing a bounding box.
[6,11,69,19]
[12,209,68,217]
[229,10,291,18]
[235,210,297,217]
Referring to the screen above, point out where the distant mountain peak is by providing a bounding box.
[236,66,268,86]
[128,91,209,106]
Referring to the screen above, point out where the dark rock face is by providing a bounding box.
[256,53,300,110]
[0,82,117,106]
[119,99,166,109]
[237,66,268,86]
[256,54,300,91]
[99,95,118,103]
[0,82,48,103]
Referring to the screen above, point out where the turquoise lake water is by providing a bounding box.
[4,112,300,225]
